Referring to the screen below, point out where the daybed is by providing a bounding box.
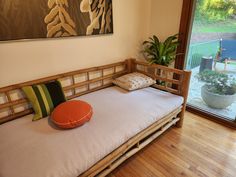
[0,59,191,177]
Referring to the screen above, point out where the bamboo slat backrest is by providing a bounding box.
[132,60,191,96]
[0,61,128,124]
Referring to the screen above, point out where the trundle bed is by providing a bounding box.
[0,59,191,177]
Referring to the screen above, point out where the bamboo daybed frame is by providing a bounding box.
[0,59,191,177]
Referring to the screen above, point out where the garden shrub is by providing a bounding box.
[196,0,236,22]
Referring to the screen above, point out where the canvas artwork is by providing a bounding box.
[0,0,113,41]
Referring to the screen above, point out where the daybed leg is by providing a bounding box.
[176,70,191,128]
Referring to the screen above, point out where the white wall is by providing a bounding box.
[0,0,151,87]
[0,0,183,87]
[150,0,183,41]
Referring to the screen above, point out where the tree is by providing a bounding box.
[196,0,236,21]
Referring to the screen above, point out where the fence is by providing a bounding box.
[186,40,220,70]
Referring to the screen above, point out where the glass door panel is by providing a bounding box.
[186,0,236,122]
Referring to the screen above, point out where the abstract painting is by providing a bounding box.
[0,0,113,41]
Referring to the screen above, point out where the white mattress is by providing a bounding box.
[0,86,183,177]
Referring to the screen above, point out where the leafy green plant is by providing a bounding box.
[195,0,236,22]
[142,34,181,66]
[197,70,236,95]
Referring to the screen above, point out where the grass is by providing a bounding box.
[192,19,236,33]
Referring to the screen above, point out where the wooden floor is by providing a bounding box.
[109,112,236,177]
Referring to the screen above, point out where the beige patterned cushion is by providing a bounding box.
[113,72,156,91]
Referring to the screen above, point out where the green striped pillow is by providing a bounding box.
[22,81,66,121]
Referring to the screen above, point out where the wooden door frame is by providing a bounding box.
[175,0,236,129]
[175,0,195,70]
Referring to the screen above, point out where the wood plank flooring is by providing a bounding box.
[109,112,236,177]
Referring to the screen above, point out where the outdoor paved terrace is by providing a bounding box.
[187,63,236,121]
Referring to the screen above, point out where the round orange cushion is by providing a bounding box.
[51,100,92,129]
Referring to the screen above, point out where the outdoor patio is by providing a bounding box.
[187,63,236,121]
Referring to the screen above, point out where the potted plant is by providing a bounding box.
[142,34,181,66]
[142,34,181,85]
[197,70,236,109]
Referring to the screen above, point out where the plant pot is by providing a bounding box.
[201,85,236,109]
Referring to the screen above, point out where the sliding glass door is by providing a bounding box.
[185,0,236,123]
